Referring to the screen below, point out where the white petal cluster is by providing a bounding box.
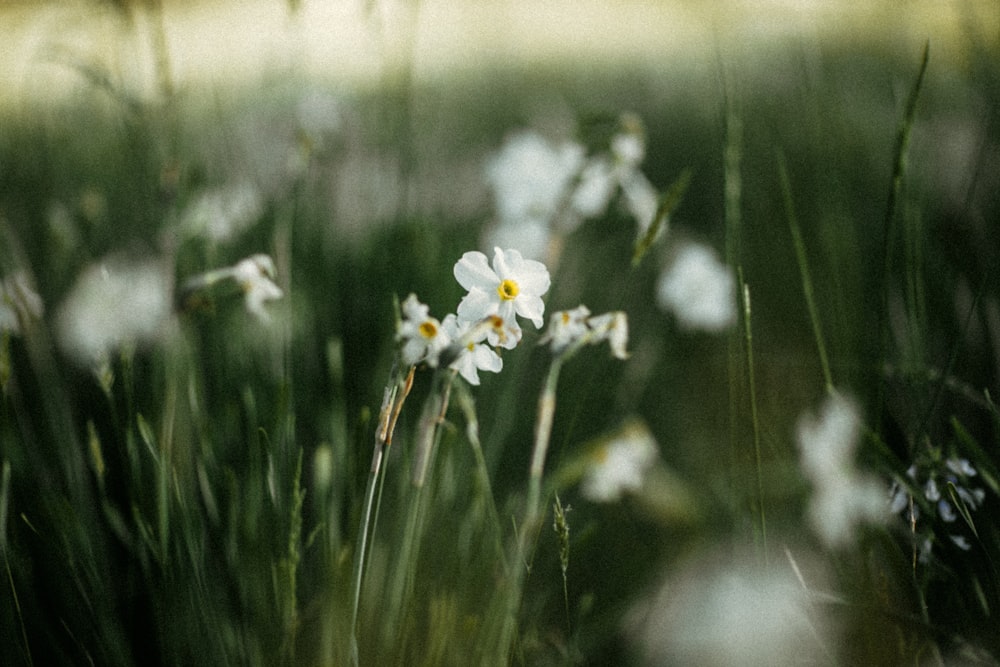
[656,242,737,332]
[56,258,172,363]
[454,247,551,349]
[581,421,656,502]
[231,254,284,321]
[797,392,886,549]
[397,294,451,368]
[541,305,629,360]
[483,118,660,261]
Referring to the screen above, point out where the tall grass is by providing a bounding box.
[1,6,999,666]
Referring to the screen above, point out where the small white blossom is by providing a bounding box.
[453,247,550,349]
[56,258,172,363]
[231,254,283,320]
[441,314,503,385]
[581,421,658,502]
[397,294,451,367]
[541,305,592,354]
[797,392,886,548]
[656,242,737,332]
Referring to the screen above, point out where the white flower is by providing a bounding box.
[797,392,886,548]
[0,271,44,335]
[231,254,283,320]
[453,247,550,349]
[56,258,172,363]
[541,305,592,354]
[587,311,629,360]
[581,421,658,502]
[441,314,502,385]
[656,242,737,332]
[541,307,630,360]
[397,294,451,367]
[485,131,584,231]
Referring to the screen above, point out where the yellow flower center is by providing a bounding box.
[418,321,438,339]
[497,279,519,301]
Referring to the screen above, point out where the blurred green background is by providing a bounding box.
[1,1,999,665]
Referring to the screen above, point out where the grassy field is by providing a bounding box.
[1,1,999,665]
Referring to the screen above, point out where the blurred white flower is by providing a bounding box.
[569,157,616,219]
[453,247,550,349]
[231,254,283,321]
[656,242,737,332]
[56,258,172,363]
[441,313,502,385]
[581,421,657,502]
[0,271,44,335]
[397,294,451,367]
[179,181,264,242]
[631,550,831,666]
[485,131,585,231]
[797,392,886,549]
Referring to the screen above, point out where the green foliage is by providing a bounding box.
[1,11,999,666]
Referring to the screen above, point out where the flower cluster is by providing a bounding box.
[540,305,629,360]
[484,115,659,262]
[796,392,887,549]
[889,453,988,560]
[396,247,550,385]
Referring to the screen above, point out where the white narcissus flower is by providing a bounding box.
[656,242,737,333]
[397,294,451,367]
[232,254,284,320]
[453,247,550,349]
[581,421,658,502]
[541,305,592,354]
[441,314,502,385]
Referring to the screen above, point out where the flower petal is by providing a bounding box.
[514,294,546,329]
[457,287,496,323]
[454,251,497,291]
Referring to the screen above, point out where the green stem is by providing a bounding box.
[497,356,564,660]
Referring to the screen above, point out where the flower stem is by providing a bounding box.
[497,355,564,660]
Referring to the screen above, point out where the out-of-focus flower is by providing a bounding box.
[581,420,657,502]
[179,181,264,242]
[797,392,886,549]
[656,242,737,332]
[56,258,172,363]
[453,247,550,349]
[0,271,44,335]
[485,131,584,232]
[630,548,831,667]
[441,314,502,385]
[231,255,283,321]
[397,294,451,367]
